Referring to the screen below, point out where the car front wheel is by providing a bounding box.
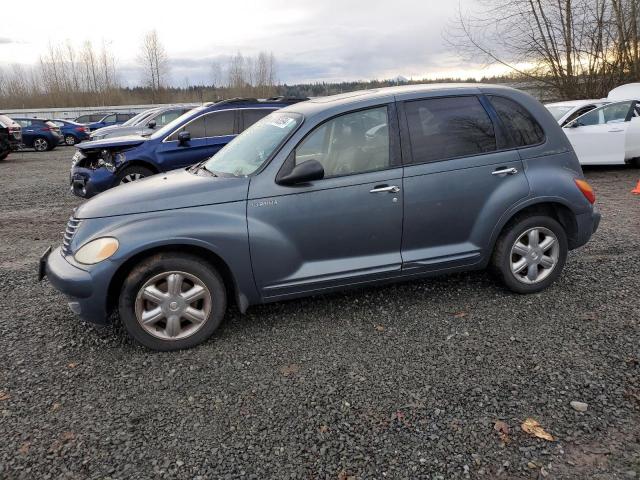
[117,165,154,185]
[118,253,227,351]
[33,137,49,152]
[65,135,77,146]
[491,215,568,294]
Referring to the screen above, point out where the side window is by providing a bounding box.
[116,113,131,122]
[91,114,104,122]
[295,105,390,177]
[19,120,31,128]
[488,96,544,147]
[563,106,595,126]
[205,110,235,136]
[242,109,274,131]
[167,115,207,141]
[103,114,117,123]
[156,110,183,126]
[405,96,496,163]
[75,115,88,123]
[576,101,633,126]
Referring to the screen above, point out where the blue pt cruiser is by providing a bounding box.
[42,84,600,351]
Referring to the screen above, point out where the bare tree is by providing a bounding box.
[138,30,170,101]
[448,0,640,99]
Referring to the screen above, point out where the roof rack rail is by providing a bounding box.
[266,96,310,103]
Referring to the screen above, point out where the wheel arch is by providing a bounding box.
[490,199,580,253]
[118,159,160,174]
[106,243,245,320]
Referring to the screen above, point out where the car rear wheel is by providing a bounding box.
[64,135,77,146]
[117,165,154,185]
[491,215,568,294]
[0,151,9,161]
[33,137,49,152]
[118,253,227,351]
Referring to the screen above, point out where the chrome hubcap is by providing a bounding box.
[510,227,559,284]
[34,139,47,151]
[120,173,144,184]
[65,135,75,145]
[134,271,212,340]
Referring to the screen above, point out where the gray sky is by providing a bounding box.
[0,0,506,85]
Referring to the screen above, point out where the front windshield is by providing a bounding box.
[126,110,156,127]
[204,112,303,176]
[149,106,202,140]
[546,105,573,121]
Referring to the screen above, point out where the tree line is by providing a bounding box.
[0,30,280,109]
[449,0,640,99]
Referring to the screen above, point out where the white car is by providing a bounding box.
[563,100,640,166]
[545,99,608,127]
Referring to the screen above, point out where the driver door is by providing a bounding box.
[563,101,634,165]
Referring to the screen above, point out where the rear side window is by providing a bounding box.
[205,110,235,136]
[116,113,133,122]
[242,109,274,131]
[489,96,544,147]
[404,96,496,163]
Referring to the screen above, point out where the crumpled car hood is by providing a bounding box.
[77,135,147,152]
[75,168,249,219]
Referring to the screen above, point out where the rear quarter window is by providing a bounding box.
[488,96,545,147]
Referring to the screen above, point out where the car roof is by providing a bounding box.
[281,83,522,117]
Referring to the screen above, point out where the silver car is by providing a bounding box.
[90,106,193,140]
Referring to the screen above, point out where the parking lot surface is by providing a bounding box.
[0,149,639,479]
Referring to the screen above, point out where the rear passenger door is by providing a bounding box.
[398,94,532,273]
[240,108,276,132]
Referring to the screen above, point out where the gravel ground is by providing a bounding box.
[0,148,639,479]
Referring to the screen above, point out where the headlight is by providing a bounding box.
[74,237,119,265]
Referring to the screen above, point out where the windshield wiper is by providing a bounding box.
[189,161,217,176]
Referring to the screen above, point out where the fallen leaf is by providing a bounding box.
[0,391,10,401]
[67,362,78,369]
[494,420,510,442]
[18,442,30,455]
[454,312,467,318]
[280,364,300,377]
[318,425,329,433]
[374,324,385,332]
[60,431,76,442]
[521,418,554,441]
[51,403,62,411]
[337,470,356,480]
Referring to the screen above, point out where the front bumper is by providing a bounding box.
[40,246,111,325]
[70,165,117,198]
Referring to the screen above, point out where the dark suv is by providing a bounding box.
[0,114,22,160]
[70,98,308,197]
[42,84,600,351]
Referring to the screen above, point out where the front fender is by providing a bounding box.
[72,202,260,308]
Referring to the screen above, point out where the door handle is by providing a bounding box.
[370,185,400,193]
[608,128,624,132]
[492,167,518,176]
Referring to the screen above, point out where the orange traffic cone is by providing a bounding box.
[633,180,640,195]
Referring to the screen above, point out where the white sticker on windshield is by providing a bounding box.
[268,116,295,129]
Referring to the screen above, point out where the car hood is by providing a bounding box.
[77,135,147,151]
[91,124,120,135]
[75,168,249,219]
[103,126,151,138]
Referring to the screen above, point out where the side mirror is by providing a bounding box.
[277,159,324,186]
[178,131,191,145]
[147,119,157,129]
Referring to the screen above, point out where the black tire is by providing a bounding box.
[116,165,154,185]
[118,253,227,351]
[33,137,49,152]
[0,150,9,161]
[490,214,568,294]
[628,158,640,168]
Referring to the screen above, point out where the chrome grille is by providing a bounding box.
[62,217,81,256]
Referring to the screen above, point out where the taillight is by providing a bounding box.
[575,179,596,204]
[75,126,86,132]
